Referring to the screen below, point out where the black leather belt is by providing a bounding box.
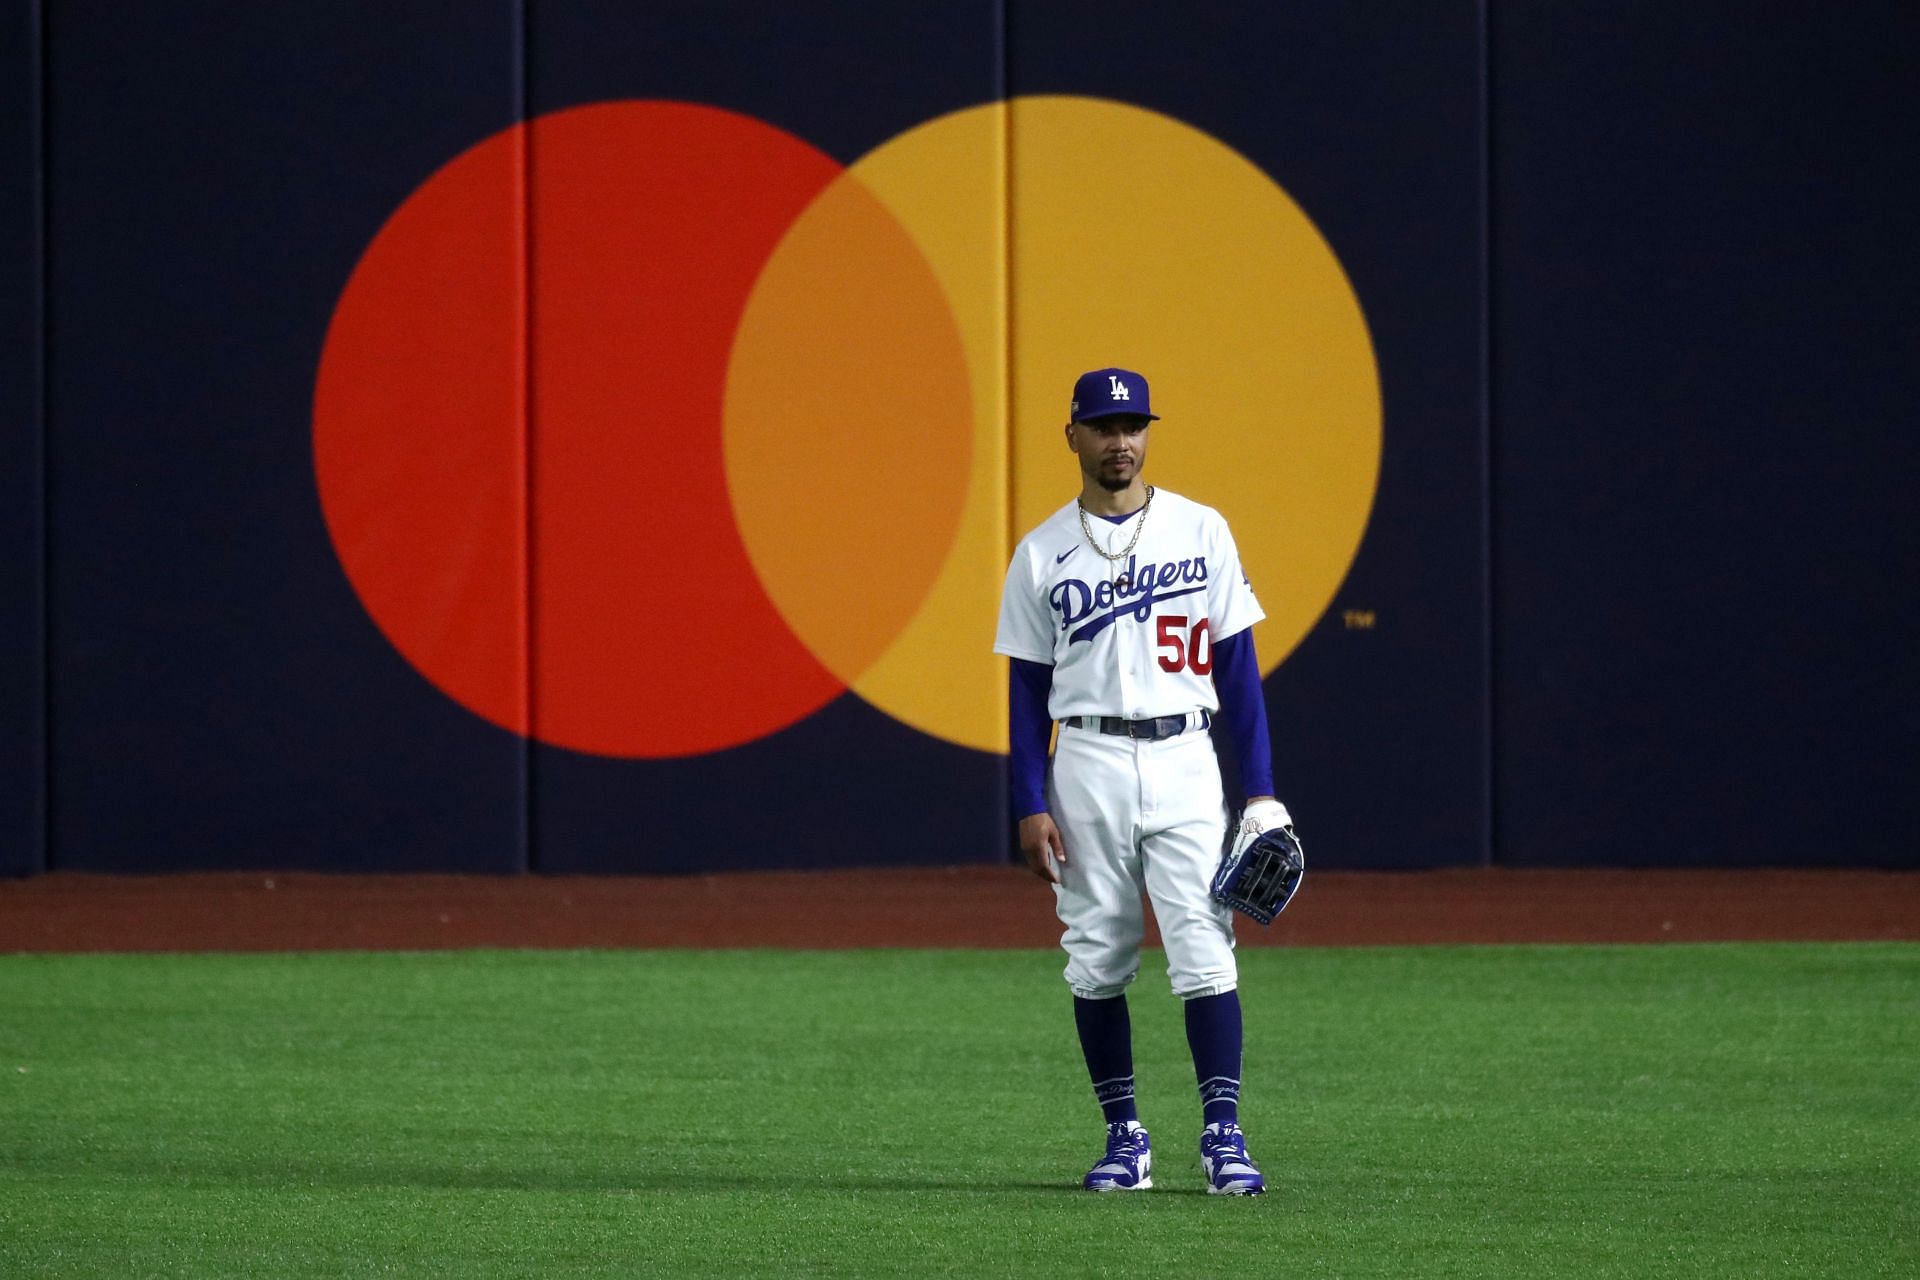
[1064,711,1210,741]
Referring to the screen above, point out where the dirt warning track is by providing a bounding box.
[1,867,1913,952]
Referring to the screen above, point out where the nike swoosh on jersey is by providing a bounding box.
[1055,546,1079,564]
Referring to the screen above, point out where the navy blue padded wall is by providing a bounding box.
[24,1,1913,876]
[45,5,529,871]
[1,0,44,875]
[1490,2,1920,866]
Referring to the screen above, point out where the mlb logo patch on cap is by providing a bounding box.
[1070,368,1160,423]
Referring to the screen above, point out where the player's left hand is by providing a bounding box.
[1239,796,1291,834]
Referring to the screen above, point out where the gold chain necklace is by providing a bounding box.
[1078,485,1155,562]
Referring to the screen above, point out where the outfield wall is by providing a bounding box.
[1,2,1913,876]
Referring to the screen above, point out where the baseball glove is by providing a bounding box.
[1211,800,1305,925]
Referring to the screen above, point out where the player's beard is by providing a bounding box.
[1093,455,1140,492]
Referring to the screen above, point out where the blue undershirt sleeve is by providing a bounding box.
[1007,657,1055,821]
[1211,629,1275,798]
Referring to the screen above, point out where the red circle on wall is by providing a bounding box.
[314,102,850,756]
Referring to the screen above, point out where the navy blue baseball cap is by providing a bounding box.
[1069,367,1160,423]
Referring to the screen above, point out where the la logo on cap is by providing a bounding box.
[1070,367,1160,423]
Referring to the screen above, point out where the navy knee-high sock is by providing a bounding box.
[1072,995,1138,1125]
[1183,990,1243,1127]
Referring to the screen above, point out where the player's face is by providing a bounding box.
[1068,415,1151,491]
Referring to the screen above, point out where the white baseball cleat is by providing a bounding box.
[1200,1121,1266,1196]
[1083,1120,1153,1191]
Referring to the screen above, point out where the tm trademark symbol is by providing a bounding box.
[1342,610,1376,630]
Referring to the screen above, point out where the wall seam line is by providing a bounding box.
[999,2,1015,579]
[1479,0,1498,869]
[517,0,535,876]
[997,0,1014,854]
[35,0,51,875]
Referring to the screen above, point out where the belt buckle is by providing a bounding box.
[1126,718,1143,739]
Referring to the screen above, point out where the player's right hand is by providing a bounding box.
[1017,812,1068,885]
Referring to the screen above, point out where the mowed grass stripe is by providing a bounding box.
[0,945,1913,1278]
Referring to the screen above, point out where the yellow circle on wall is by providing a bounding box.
[1007,97,1382,693]
[725,96,1380,755]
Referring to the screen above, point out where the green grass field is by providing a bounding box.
[1,944,1913,1277]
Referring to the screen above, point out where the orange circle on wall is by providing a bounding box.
[315,102,964,757]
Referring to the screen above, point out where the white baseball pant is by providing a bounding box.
[1046,719,1237,999]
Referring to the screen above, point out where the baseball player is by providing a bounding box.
[994,367,1287,1195]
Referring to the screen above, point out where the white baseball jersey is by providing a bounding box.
[994,488,1264,721]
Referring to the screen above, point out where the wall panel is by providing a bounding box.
[522,0,1011,873]
[0,0,44,875]
[45,3,528,871]
[1490,2,1920,867]
[1007,1,1489,868]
